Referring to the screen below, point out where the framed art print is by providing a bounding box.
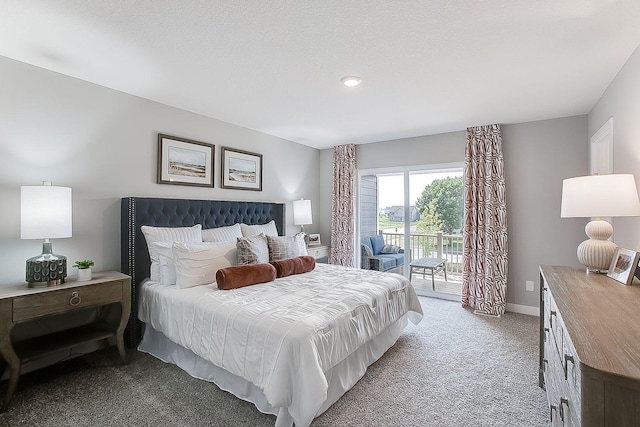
[220,146,263,191]
[308,233,321,246]
[607,247,640,285]
[157,134,214,187]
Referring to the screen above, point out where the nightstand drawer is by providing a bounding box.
[307,245,329,260]
[12,281,123,322]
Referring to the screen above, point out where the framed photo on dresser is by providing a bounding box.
[607,247,640,285]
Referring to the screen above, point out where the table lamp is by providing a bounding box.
[21,182,73,287]
[561,174,640,272]
[293,198,312,246]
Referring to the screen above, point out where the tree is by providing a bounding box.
[415,176,463,234]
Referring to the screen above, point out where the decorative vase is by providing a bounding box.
[77,268,92,281]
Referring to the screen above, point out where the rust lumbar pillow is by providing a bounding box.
[216,263,277,290]
[270,255,316,278]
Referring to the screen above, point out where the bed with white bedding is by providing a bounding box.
[120,197,422,426]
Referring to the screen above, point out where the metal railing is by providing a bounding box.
[380,230,464,274]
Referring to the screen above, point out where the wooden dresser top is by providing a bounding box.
[540,265,640,380]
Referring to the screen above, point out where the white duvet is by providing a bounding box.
[138,263,423,426]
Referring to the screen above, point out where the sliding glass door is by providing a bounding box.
[358,164,463,298]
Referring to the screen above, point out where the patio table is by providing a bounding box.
[409,257,447,290]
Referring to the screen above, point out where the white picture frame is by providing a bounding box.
[607,247,640,285]
[308,233,321,246]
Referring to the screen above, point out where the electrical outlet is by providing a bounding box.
[525,280,534,292]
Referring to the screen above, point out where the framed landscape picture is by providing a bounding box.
[157,134,214,187]
[221,146,263,191]
[607,247,640,285]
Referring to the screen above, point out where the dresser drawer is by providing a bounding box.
[12,281,123,322]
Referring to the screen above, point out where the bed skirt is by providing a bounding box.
[138,314,409,427]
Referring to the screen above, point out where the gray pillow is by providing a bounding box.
[267,234,307,261]
[380,244,401,254]
[236,234,269,265]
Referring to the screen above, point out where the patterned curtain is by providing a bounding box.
[330,144,356,266]
[462,124,508,317]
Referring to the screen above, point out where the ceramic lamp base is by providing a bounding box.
[577,219,617,273]
[26,241,67,287]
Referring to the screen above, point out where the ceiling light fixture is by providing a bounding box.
[341,76,362,87]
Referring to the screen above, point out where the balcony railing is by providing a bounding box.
[380,231,464,274]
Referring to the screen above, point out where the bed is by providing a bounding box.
[120,197,422,427]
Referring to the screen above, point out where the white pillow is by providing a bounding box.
[141,224,202,281]
[149,242,176,285]
[267,234,308,261]
[240,220,278,237]
[172,241,237,289]
[202,223,243,242]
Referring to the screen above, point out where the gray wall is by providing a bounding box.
[589,43,640,251]
[0,56,321,284]
[320,117,587,309]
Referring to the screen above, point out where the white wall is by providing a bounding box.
[588,43,640,252]
[320,116,588,308]
[0,56,321,284]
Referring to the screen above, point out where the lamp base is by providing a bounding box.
[26,242,67,287]
[576,219,617,273]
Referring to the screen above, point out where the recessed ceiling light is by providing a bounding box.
[341,76,362,87]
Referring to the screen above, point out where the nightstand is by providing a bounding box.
[307,245,330,263]
[0,271,131,412]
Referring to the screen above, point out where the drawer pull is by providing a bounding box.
[542,358,548,373]
[564,354,575,380]
[549,310,556,327]
[559,398,569,421]
[69,291,81,306]
[549,404,557,421]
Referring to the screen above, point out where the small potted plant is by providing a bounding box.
[73,259,95,281]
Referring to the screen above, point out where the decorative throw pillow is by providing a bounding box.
[202,223,243,242]
[141,224,202,282]
[216,263,277,290]
[380,244,401,254]
[236,234,270,265]
[240,220,278,237]
[266,234,307,261]
[172,241,237,289]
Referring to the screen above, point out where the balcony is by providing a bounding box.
[380,231,463,295]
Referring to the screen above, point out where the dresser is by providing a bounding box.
[0,271,131,412]
[539,265,640,426]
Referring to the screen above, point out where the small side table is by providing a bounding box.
[409,257,447,290]
[0,271,131,412]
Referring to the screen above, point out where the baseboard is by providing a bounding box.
[506,303,539,316]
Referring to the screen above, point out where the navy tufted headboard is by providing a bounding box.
[120,197,286,347]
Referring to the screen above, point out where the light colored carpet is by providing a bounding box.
[0,297,549,427]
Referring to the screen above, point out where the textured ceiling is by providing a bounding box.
[2,1,640,149]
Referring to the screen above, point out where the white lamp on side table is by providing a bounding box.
[561,174,640,272]
[20,181,73,287]
[293,198,312,246]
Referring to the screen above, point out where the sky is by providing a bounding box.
[377,170,463,209]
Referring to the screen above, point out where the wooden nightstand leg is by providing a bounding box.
[116,284,131,364]
[1,362,20,413]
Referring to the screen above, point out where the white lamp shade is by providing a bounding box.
[561,174,640,218]
[21,185,73,239]
[293,199,312,226]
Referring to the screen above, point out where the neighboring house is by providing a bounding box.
[385,206,420,222]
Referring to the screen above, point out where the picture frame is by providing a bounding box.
[157,134,214,187]
[607,247,640,285]
[220,146,263,191]
[308,233,321,246]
